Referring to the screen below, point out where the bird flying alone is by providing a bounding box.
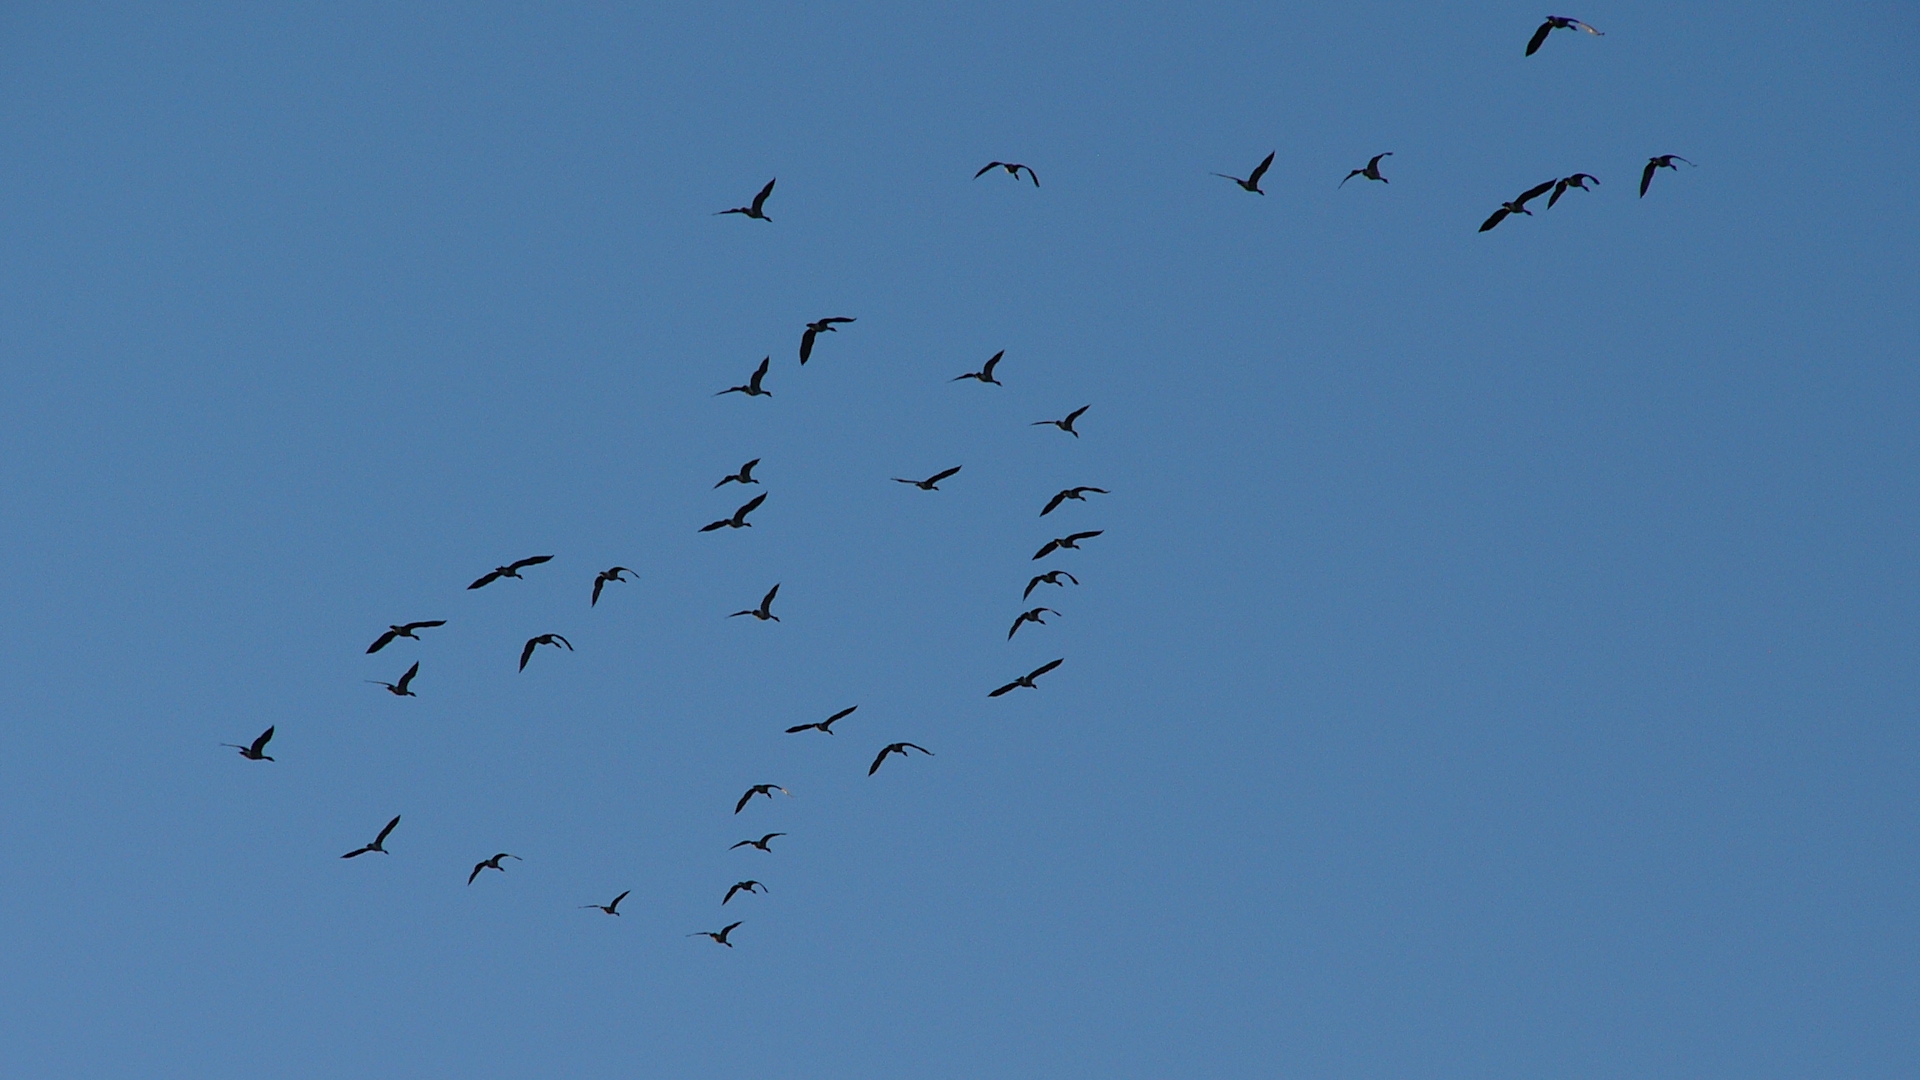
[1526,15,1603,56]
[519,633,572,672]
[730,583,781,622]
[869,742,933,775]
[367,661,419,697]
[722,880,766,905]
[715,458,761,488]
[1041,486,1107,516]
[974,161,1038,186]
[366,620,446,654]
[990,658,1064,697]
[1641,155,1694,198]
[1340,153,1392,187]
[467,852,521,885]
[1033,405,1090,437]
[690,921,743,947]
[893,466,962,491]
[730,833,785,852]
[701,493,766,532]
[1033,530,1104,560]
[1547,172,1599,208]
[1024,569,1078,600]
[1008,607,1059,640]
[1479,180,1557,232]
[341,815,401,859]
[798,317,855,364]
[734,784,792,815]
[591,566,634,607]
[1215,151,1275,194]
[221,725,275,761]
[952,350,1005,385]
[787,705,857,735]
[716,178,775,221]
[468,555,554,590]
[717,356,772,397]
[581,890,630,915]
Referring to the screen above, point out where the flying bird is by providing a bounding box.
[1041,486,1108,516]
[1640,155,1694,198]
[716,356,772,397]
[1340,152,1392,188]
[989,658,1064,697]
[715,458,761,488]
[591,566,634,607]
[730,583,781,622]
[798,317,855,364]
[787,705,857,735]
[366,661,419,697]
[341,815,402,859]
[468,554,554,590]
[519,633,573,672]
[734,784,792,815]
[974,161,1038,186]
[221,725,275,761]
[1024,569,1079,600]
[1033,530,1104,560]
[1547,172,1599,208]
[1214,151,1275,194]
[581,890,631,915]
[730,833,785,852]
[716,178,776,221]
[1008,607,1059,640]
[893,466,962,491]
[467,852,521,885]
[366,620,446,654]
[1526,15,1604,56]
[1033,405,1090,437]
[1478,180,1557,232]
[869,742,933,775]
[701,492,767,532]
[952,350,1005,385]
[722,880,766,905]
[689,921,743,947]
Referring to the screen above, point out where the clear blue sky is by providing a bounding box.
[1,3,1915,1077]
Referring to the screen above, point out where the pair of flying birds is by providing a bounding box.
[1215,152,1393,195]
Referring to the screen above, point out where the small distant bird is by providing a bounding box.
[341,814,402,859]
[1041,486,1108,516]
[787,705,857,735]
[730,583,781,622]
[1526,15,1603,56]
[591,566,634,607]
[701,493,767,532]
[722,880,767,905]
[716,178,776,221]
[366,620,446,654]
[467,852,521,885]
[730,833,785,852]
[715,458,761,488]
[869,741,933,775]
[952,350,1005,385]
[1033,405,1090,437]
[1024,569,1079,600]
[799,317,855,365]
[717,356,773,397]
[1547,172,1599,208]
[894,466,962,491]
[689,921,743,947]
[1479,180,1557,232]
[1340,153,1392,188]
[1033,530,1104,560]
[366,661,419,697]
[519,633,573,672]
[581,889,631,915]
[468,555,554,590]
[1008,607,1059,640]
[974,161,1038,186]
[989,658,1064,697]
[221,725,275,761]
[1640,155,1694,198]
[1215,151,1275,194]
[734,784,792,814]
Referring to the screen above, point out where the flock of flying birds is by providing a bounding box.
[222,15,1689,948]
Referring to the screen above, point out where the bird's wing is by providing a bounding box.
[1033,540,1059,560]
[735,791,754,814]
[799,328,816,363]
[1065,405,1090,424]
[738,493,767,517]
[610,890,629,911]
[762,583,780,607]
[981,351,1002,377]
[1028,658,1064,679]
[1526,21,1553,55]
[520,639,538,669]
[1547,180,1568,208]
[553,635,572,650]
[724,884,742,903]
[468,570,502,589]
[1641,160,1658,197]
[974,162,1000,178]
[1068,531,1104,543]
[396,662,418,692]
[729,839,752,848]
[1570,18,1602,34]
[406,621,446,631]
[1478,207,1510,232]
[784,723,817,733]
[751,356,769,384]
[368,630,398,653]
[251,727,275,754]
[342,847,368,858]
[904,743,932,756]
[826,317,855,325]
[827,705,858,723]
[591,577,604,606]
[1516,180,1556,208]
[1060,571,1078,584]
[722,921,742,935]
[1041,492,1068,516]
[1008,616,1023,639]
[740,459,759,478]
[1248,151,1275,184]
[929,466,962,484]
[1371,153,1389,168]
[375,815,401,844]
[509,555,553,572]
[989,681,1020,697]
[1024,575,1043,599]
[1022,165,1039,186]
[751,178,775,212]
[1339,169,1362,188]
[469,863,485,885]
[869,747,892,774]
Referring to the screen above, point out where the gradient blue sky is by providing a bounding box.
[1,3,1916,1078]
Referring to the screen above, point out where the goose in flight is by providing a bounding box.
[467,852,521,885]
[734,784,792,815]
[581,889,631,916]
[787,705,857,735]
[690,921,743,947]
[1340,153,1392,187]
[1008,607,1059,640]
[1215,151,1275,194]
[1033,530,1104,560]
[221,725,275,761]
[730,833,785,852]
[1024,569,1078,600]
[894,466,962,491]
[1640,155,1694,197]
[1041,486,1107,516]
[1547,172,1599,207]
[714,458,761,488]
[519,633,572,671]
[591,566,634,607]
[799,317,855,364]
[974,161,1038,186]
[701,493,767,532]
[869,742,933,775]
[716,178,775,221]
[1478,180,1557,232]
[367,661,419,697]
[1526,16,1603,56]
[341,815,401,859]
[716,356,772,397]
[468,555,554,590]
[1033,405,1090,437]
[722,880,767,905]
[730,583,781,622]
[952,350,1004,385]
[366,620,446,654]
[989,658,1064,697]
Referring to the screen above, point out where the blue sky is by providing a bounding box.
[0,3,1915,1077]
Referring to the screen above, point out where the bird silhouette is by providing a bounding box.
[366,620,446,654]
[341,815,402,859]
[591,566,634,607]
[701,493,767,532]
[1033,405,1090,437]
[722,880,767,905]
[581,889,631,915]
[1640,155,1694,198]
[952,350,1005,385]
[689,921,743,947]
[1214,151,1275,194]
[730,833,785,852]
[1041,486,1108,516]
[1478,180,1557,232]
[787,705,857,735]
[990,658,1064,697]
[730,583,781,622]
[734,784,792,815]
[366,661,419,697]
[716,356,772,397]
[1547,172,1599,208]
[519,633,573,672]
[799,317,855,364]
[715,458,761,488]
[869,742,933,775]
[893,466,962,491]
[468,555,554,590]
[1033,530,1104,560]
[1024,569,1079,600]
[1008,607,1060,640]
[974,161,1038,186]
[1526,15,1603,56]
[716,178,775,221]
[467,852,521,885]
[221,725,275,761]
[1340,153,1392,187]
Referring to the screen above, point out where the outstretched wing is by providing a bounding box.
[869,746,894,775]
[375,815,401,845]
[1640,159,1658,197]
[367,629,399,653]
[341,846,369,859]
[1027,658,1065,681]
[520,638,538,670]
[1064,405,1090,425]
[1041,491,1069,516]
[981,351,1003,378]
[509,555,553,573]
[1020,164,1039,187]
[1067,530,1104,543]
[736,493,767,519]
[1478,207,1510,232]
[1024,574,1044,599]
[735,789,755,814]
[1032,540,1061,561]
[902,743,933,756]
[927,466,962,485]
[751,178,775,214]
[761,583,780,608]
[1339,169,1363,188]
[989,680,1021,697]
[1515,180,1556,208]
[784,722,819,733]
[468,569,503,590]
[608,890,630,912]
[799,327,817,364]
[403,621,446,632]
[1547,179,1568,208]
[469,862,486,885]
[1526,20,1552,55]
[974,162,1001,179]
[250,726,275,755]
[750,356,770,389]
[395,662,419,693]
[591,575,605,606]
[1569,18,1602,35]
[1247,151,1275,186]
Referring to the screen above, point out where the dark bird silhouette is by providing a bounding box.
[1547,172,1599,208]
[1033,405,1090,437]
[1041,486,1107,516]
[1008,607,1059,640]
[952,350,1005,385]
[467,852,521,885]
[1340,153,1392,188]
[366,620,446,654]
[591,566,634,607]
[1033,530,1104,560]
[990,658,1064,697]
[1526,15,1603,56]
[722,880,766,905]
[1215,151,1275,194]
[1641,155,1694,198]
[730,833,785,852]
[730,583,781,622]
[893,466,962,491]
[689,921,743,947]
[869,742,933,775]
[468,555,554,590]
[716,356,772,397]
[716,178,775,221]
[715,458,761,488]
[366,661,419,697]
[1024,569,1079,600]
[974,161,1038,186]
[734,784,791,815]
[341,815,401,859]
[1479,180,1557,232]
[787,705,856,735]
[221,725,275,761]
[581,889,630,915]
[799,317,855,365]
[519,633,573,672]
[701,492,767,532]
